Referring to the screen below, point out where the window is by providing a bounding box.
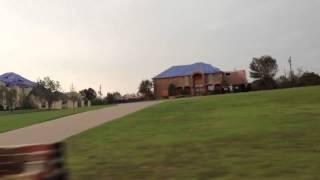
[225,73,231,76]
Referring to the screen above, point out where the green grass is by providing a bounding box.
[67,86,320,179]
[0,106,108,133]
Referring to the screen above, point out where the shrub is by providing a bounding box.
[21,96,36,110]
[91,98,106,106]
[168,84,176,96]
[251,78,277,90]
[299,72,320,86]
[181,88,191,96]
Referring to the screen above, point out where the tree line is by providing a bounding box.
[249,55,320,90]
[1,56,318,111]
[137,56,320,98]
[0,76,155,111]
[90,80,154,105]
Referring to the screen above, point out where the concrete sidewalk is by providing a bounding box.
[0,101,161,146]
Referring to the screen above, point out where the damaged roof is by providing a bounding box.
[153,62,222,79]
[0,72,35,87]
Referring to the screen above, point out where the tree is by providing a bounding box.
[69,84,79,108]
[299,72,320,86]
[105,92,121,104]
[168,84,176,96]
[79,88,97,101]
[20,94,35,109]
[250,55,278,90]
[138,80,154,99]
[0,87,12,110]
[277,75,291,88]
[0,87,17,111]
[31,77,62,108]
[112,92,121,99]
[5,88,17,111]
[0,86,6,107]
[105,93,115,104]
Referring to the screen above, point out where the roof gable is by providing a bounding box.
[153,62,222,79]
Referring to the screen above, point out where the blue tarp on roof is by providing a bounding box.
[0,72,35,87]
[153,62,222,79]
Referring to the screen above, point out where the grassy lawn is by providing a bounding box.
[0,105,108,133]
[67,86,320,179]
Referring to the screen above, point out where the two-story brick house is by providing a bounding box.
[153,62,247,98]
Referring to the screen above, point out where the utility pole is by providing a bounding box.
[70,83,75,92]
[98,84,103,98]
[288,56,293,81]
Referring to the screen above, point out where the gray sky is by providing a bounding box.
[1,0,319,94]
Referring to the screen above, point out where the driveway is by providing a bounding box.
[0,101,161,146]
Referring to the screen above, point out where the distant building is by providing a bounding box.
[0,72,34,109]
[153,62,248,98]
[0,72,90,110]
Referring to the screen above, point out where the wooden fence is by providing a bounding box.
[0,142,67,180]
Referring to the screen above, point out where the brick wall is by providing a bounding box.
[153,70,247,98]
[224,70,248,85]
[154,73,223,98]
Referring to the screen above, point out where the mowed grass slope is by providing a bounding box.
[67,86,320,180]
[0,106,108,133]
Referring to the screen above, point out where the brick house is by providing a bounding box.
[153,62,248,98]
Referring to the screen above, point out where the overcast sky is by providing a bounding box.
[0,0,319,94]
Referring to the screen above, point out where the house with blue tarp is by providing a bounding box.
[153,62,248,98]
[0,72,35,109]
[0,72,91,110]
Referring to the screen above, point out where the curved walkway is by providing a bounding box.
[0,101,161,146]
